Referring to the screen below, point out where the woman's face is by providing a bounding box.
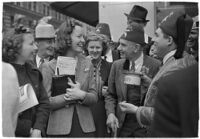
[71,25,85,53]
[18,33,37,62]
[87,41,103,60]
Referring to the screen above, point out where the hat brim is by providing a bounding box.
[124,13,149,23]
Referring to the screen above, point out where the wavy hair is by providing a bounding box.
[84,31,108,56]
[2,26,32,62]
[54,19,82,58]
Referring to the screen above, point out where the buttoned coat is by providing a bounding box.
[41,54,98,135]
[105,55,161,128]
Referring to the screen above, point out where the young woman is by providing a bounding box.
[41,20,97,137]
[84,31,112,137]
[2,26,50,137]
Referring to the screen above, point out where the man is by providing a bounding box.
[117,10,196,133]
[105,24,161,137]
[96,23,120,62]
[32,16,55,69]
[125,5,151,55]
[151,63,198,137]
[186,16,199,61]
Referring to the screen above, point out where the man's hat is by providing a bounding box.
[159,10,193,59]
[35,16,55,39]
[120,24,145,45]
[95,23,111,40]
[124,5,149,23]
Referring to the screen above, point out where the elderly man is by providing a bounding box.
[105,24,161,137]
[117,10,196,135]
[32,16,56,69]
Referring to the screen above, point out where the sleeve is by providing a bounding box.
[105,62,118,116]
[80,63,98,106]
[33,72,50,137]
[41,63,71,110]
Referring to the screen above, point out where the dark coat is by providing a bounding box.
[151,64,198,137]
[105,55,161,128]
[12,63,50,137]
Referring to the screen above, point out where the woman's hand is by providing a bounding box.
[30,129,41,137]
[118,101,138,114]
[64,78,86,101]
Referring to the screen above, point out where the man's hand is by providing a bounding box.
[119,101,138,114]
[141,74,152,87]
[102,86,109,97]
[106,113,119,133]
[30,129,41,137]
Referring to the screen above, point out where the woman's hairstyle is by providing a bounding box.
[84,31,108,56]
[2,25,32,63]
[54,19,82,58]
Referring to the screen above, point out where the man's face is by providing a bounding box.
[152,28,169,59]
[127,18,146,28]
[37,39,55,58]
[117,38,137,59]
[186,28,198,49]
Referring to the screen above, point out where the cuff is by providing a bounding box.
[136,106,146,128]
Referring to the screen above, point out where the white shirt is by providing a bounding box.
[36,54,49,68]
[105,48,113,63]
[129,53,144,72]
[163,50,177,64]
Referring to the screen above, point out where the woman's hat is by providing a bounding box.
[124,5,149,23]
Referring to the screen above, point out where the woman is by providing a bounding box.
[84,31,112,137]
[2,26,50,137]
[41,20,97,137]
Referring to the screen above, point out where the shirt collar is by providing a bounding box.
[163,49,177,64]
[129,52,144,72]
[36,54,50,68]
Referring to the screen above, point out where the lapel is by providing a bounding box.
[120,60,128,100]
[75,55,90,86]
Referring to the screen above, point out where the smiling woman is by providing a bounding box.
[83,31,112,137]
[40,19,98,137]
[2,26,50,137]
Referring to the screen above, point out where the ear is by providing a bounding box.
[167,36,173,46]
[134,44,141,52]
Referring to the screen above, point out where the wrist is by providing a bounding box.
[80,90,86,100]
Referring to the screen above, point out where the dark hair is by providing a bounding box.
[2,26,32,62]
[54,19,82,58]
[84,31,108,56]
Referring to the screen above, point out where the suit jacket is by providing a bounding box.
[41,54,98,135]
[136,54,197,128]
[105,55,161,128]
[151,64,198,137]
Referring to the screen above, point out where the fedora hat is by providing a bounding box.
[124,5,149,23]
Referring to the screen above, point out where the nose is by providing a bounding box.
[80,36,85,43]
[33,43,38,51]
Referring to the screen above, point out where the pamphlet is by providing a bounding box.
[16,83,39,114]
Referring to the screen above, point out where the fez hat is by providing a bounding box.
[120,24,145,46]
[35,16,55,39]
[95,23,111,40]
[124,5,149,23]
[159,10,193,59]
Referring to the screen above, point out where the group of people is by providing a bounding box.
[2,4,198,138]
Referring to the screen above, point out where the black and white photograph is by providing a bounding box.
[1,1,199,137]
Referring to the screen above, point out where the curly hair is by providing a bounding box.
[2,26,32,63]
[84,31,108,56]
[54,19,83,58]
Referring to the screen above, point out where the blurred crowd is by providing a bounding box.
[2,4,198,137]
